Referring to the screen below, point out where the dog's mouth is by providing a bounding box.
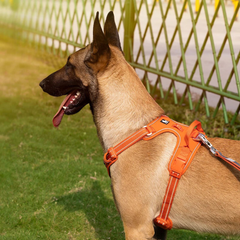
[52,89,85,127]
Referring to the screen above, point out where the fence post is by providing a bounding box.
[123,0,135,62]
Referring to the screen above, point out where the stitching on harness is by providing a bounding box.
[114,129,145,150]
[116,131,148,155]
[159,177,172,219]
[183,142,201,171]
[165,178,178,218]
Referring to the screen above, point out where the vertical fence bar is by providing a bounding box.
[123,0,135,62]
[212,3,240,119]
[203,0,228,123]
[220,0,240,97]
[194,2,220,114]
[179,0,204,110]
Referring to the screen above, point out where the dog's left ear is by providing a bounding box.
[84,12,111,73]
[104,11,123,53]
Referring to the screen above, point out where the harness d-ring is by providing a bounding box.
[143,125,153,137]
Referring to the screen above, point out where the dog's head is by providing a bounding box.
[39,11,122,127]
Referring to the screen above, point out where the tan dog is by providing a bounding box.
[40,11,240,240]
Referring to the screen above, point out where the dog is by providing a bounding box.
[40,11,240,240]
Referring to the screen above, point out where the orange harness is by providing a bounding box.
[104,115,240,230]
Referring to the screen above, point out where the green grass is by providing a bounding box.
[0,37,239,240]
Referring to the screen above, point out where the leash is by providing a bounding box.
[194,133,240,171]
[104,115,240,230]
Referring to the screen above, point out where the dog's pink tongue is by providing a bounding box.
[52,91,76,128]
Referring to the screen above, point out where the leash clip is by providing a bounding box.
[194,133,216,155]
[194,134,240,170]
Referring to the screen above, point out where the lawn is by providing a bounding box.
[0,37,239,240]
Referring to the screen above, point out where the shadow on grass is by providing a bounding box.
[56,180,124,239]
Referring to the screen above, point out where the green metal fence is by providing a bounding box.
[0,0,239,124]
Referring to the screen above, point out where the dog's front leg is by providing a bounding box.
[112,188,157,240]
[113,192,167,240]
[109,140,171,240]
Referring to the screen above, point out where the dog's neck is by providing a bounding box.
[92,47,164,151]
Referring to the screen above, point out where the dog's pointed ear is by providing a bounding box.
[84,12,110,72]
[104,11,123,52]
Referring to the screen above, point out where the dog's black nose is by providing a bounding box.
[39,80,45,90]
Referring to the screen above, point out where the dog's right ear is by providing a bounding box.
[104,11,123,53]
[84,12,111,73]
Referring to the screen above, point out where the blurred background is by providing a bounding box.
[0,0,239,124]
